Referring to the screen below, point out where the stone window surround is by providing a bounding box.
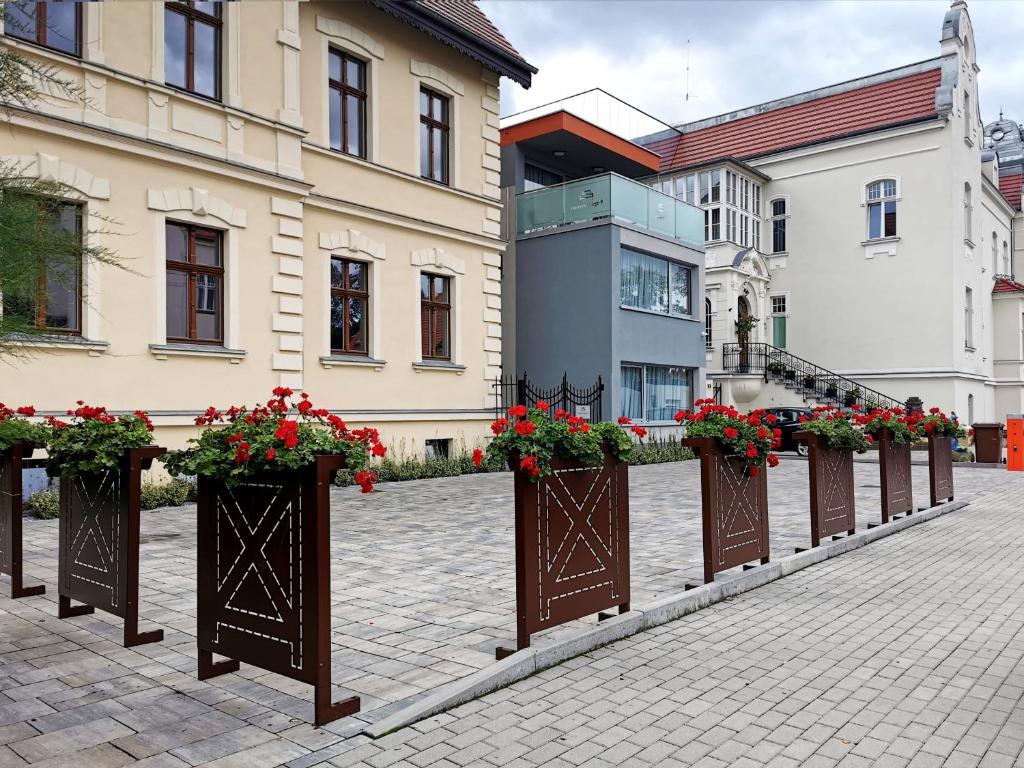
[0,154,110,348]
[147,188,245,355]
[318,229,386,363]
[150,1,242,108]
[316,15,383,164]
[411,248,464,371]
[410,60,463,188]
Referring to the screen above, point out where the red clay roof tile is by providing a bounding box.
[998,172,1023,211]
[645,68,942,172]
[993,277,1024,294]
[417,0,528,65]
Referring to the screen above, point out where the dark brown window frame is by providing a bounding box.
[5,1,83,58]
[419,87,450,185]
[22,199,84,336]
[328,48,367,159]
[164,1,222,102]
[420,272,451,361]
[329,256,369,356]
[166,222,224,345]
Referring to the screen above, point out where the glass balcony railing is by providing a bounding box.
[516,172,704,247]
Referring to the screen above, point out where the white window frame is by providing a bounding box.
[769,196,789,254]
[965,286,974,350]
[863,177,900,241]
[963,182,973,244]
[620,363,694,424]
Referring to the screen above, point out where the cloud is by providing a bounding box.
[481,0,1024,128]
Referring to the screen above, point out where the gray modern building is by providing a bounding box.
[500,97,706,428]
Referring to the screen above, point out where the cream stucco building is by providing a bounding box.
[0,0,534,455]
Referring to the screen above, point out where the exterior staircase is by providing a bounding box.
[721,343,905,411]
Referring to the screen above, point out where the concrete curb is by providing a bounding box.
[361,498,968,738]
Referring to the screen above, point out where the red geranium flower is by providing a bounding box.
[535,401,550,412]
[617,416,632,425]
[514,419,536,436]
[472,448,484,467]
[266,448,277,460]
[723,427,739,439]
[491,418,509,435]
[631,425,647,438]
[508,405,527,418]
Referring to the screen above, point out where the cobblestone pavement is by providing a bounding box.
[0,460,1019,767]
[328,479,1024,768]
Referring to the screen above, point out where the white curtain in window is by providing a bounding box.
[621,366,643,420]
[645,366,689,421]
[620,248,668,313]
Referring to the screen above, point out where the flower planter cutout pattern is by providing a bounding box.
[496,450,630,659]
[0,443,46,599]
[877,427,913,522]
[683,437,770,584]
[794,432,856,547]
[58,446,165,647]
[928,434,954,507]
[196,454,359,726]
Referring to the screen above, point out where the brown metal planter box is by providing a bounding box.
[196,454,359,727]
[1,442,46,599]
[793,432,856,546]
[58,446,166,647]
[972,423,1004,464]
[927,434,955,507]
[876,427,914,523]
[496,449,630,659]
[682,437,769,584]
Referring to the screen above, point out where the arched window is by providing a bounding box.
[705,297,713,349]
[968,393,974,426]
[963,182,973,242]
[1003,241,1011,275]
[866,179,897,239]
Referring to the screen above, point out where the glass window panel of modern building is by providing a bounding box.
[5,0,82,56]
[165,1,222,101]
[620,248,692,317]
[621,364,692,422]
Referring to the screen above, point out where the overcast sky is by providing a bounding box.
[479,0,1024,130]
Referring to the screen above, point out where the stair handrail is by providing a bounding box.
[721,342,903,410]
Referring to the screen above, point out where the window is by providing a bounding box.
[165,222,223,344]
[420,273,450,360]
[968,393,974,425]
[992,232,999,272]
[726,172,736,205]
[709,208,720,241]
[752,184,761,217]
[165,1,222,100]
[4,0,82,56]
[328,49,366,158]
[419,88,449,184]
[771,199,787,253]
[866,180,897,239]
[710,170,721,203]
[330,257,368,355]
[684,174,696,204]
[620,248,691,316]
[1004,241,1011,275]
[726,209,736,243]
[963,91,971,141]
[424,438,451,460]
[964,287,974,349]
[754,219,761,252]
[963,182,973,242]
[705,297,713,349]
[771,295,787,349]
[524,163,563,192]
[2,200,82,333]
[741,178,750,211]
[740,214,749,247]
[621,364,693,422]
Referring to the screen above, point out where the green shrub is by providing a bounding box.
[334,450,502,487]
[630,438,695,465]
[26,489,59,519]
[140,477,197,510]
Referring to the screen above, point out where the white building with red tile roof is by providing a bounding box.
[630,0,1024,424]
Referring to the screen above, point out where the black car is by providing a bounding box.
[764,407,815,456]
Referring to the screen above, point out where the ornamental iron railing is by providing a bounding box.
[493,372,604,423]
[722,342,903,411]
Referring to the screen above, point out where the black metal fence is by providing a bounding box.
[492,372,604,422]
[722,342,903,411]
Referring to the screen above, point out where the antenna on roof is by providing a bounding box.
[683,38,691,120]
